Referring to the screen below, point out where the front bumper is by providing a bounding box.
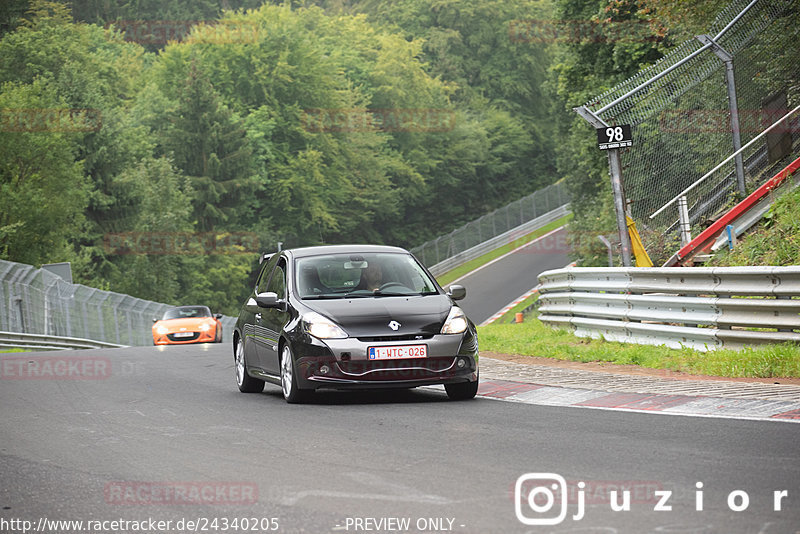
[153,329,217,345]
[291,331,479,390]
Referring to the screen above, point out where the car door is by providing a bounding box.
[246,253,279,374]
[256,257,289,376]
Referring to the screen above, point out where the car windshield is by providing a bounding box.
[162,306,211,320]
[295,252,439,299]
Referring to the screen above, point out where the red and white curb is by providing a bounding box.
[477,379,800,423]
[478,260,576,326]
[480,288,539,326]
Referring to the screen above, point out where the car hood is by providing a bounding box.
[154,317,215,332]
[304,294,454,337]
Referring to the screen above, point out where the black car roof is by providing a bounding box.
[285,244,409,258]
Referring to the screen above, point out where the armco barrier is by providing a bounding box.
[422,204,570,277]
[412,182,570,275]
[537,266,800,351]
[0,259,236,348]
[0,331,127,351]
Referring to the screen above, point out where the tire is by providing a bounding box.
[280,344,311,404]
[215,326,223,343]
[445,374,479,401]
[235,337,264,393]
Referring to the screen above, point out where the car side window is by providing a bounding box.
[256,254,280,294]
[267,260,286,299]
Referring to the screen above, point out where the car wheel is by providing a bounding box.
[280,344,310,404]
[235,337,264,393]
[215,326,223,343]
[445,374,479,401]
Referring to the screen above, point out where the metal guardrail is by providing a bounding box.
[0,259,237,347]
[537,266,800,351]
[0,331,128,351]
[412,183,570,273]
[423,204,570,277]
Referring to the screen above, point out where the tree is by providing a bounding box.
[0,80,87,264]
[160,58,256,231]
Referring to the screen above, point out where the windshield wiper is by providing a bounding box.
[371,290,423,297]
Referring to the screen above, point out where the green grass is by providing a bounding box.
[478,317,800,378]
[436,213,573,287]
[0,348,29,353]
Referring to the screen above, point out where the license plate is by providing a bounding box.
[173,332,194,338]
[368,344,427,360]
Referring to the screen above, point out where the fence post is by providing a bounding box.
[697,34,746,195]
[678,195,692,246]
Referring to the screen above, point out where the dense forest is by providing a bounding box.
[0,0,723,313]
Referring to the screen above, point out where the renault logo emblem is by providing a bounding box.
[388,321,401,331]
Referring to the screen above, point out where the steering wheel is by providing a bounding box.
[378,282,409,292]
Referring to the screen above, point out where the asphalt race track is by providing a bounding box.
[454,226,571,325]
[1,344,798,533]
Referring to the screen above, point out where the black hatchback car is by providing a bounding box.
[233,245,479,403]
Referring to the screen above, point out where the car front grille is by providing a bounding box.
[167,332,200,341]
[356,334,433,343]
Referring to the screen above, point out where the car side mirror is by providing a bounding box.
[255,292,287,311]
[152,317,158,323]
[214,313,222,319]
[447,284,466,301]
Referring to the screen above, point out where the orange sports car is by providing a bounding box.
[152,305,223,345]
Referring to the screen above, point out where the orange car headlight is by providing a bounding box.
[199,322,211,332]
[156,325,169,335]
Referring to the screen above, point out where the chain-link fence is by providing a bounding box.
[580,0,800,263]
[410,182,570,269]
[0,259,236,346]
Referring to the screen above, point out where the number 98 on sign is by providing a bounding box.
[596,124,632,150]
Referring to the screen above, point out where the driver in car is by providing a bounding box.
[359,261,383,291]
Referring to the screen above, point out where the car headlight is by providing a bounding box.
[303,312,348,339]
[199,322,211,332]
[156,325,169,335]
[441,306,468,334]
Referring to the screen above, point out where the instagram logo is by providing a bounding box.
[515,473,569,526]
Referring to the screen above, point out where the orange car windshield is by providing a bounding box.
[162,307,211,320]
